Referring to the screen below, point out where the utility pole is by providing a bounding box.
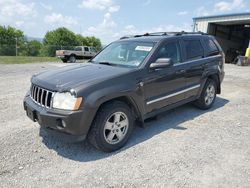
[15,37,18,56]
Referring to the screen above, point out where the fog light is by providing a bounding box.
[57,119,66,129]
[61,120,66,128]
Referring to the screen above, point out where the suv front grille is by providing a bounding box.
[30,85,54,108]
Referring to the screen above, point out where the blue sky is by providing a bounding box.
[0,0,249,44]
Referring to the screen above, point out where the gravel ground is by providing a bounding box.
[0,63,250,188]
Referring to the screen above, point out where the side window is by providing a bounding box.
[184,40,204,61]
[204,39,219,56]
[155,42,181,64]
[75,47,82,51]
[90,47,97,52]
[84,47,89,52]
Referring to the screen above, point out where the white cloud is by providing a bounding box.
[143,0,151,6]
[15,20,25,27]
[44,13,78,26]
[195,6,210,16]
[78,0,120,12]
[101,12,117,28]
[0,0,37,31]
[178,11,188,16]
[40,2,53,11]
[108,5,120,13]
[0,0,36,17]
[82,12,117,42]
[83,11,192,44]
[214,0,245,12]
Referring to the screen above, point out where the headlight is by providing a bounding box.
[52,92,82,110]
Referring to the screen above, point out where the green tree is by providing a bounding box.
[0,25,25,56]
[26,40,42,56]
[76,35,102,50]
[43,27,78,56]
[76,34,89,46]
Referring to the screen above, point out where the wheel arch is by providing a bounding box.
[207,74,221,94]
[96,96,142,122]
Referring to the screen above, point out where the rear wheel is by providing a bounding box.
[88,101,134,152]
[69,55,76,63]
[194,79,217,110]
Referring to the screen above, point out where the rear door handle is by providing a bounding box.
[203,63,210,69]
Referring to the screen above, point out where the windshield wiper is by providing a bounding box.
[98,62,116,66]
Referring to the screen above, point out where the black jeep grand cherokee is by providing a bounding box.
[24,32,225,152]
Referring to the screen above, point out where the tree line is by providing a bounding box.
[0,26,102,57]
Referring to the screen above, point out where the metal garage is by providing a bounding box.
[193,13,250,63]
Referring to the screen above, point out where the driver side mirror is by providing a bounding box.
[150,58,173,70]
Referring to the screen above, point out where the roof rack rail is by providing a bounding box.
[119,31,207,39]
[120,32,168,39]
[175,31,208,35]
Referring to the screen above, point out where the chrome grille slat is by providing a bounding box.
[30,85,33,98]
[44,90,48,108]
[40,89,44,104]
[32,85,35,99]
[36,87,39,102]
[34,87,37,101]
[32,86,35,99]
[30,84,54,108]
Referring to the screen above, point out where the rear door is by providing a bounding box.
[84,47,91,57]
[180,37,205,99]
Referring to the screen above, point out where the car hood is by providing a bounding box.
[32,63,131,92]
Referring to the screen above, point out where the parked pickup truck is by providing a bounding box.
[56,46,98,63]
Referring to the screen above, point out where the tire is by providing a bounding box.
[69,55,76,63]
[194,79,217,110]
[88,101,134,152]
[62,58,68,63]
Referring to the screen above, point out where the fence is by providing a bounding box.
[0,44,81,57]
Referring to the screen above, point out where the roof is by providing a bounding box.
[193,12,250,20]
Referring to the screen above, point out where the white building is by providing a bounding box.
[193,13,250,62]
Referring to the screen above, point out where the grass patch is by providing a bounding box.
[0,56,60,64]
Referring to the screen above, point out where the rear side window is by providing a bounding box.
[184,40,203,61]
[84,47,89,51]
[203,39,219,57]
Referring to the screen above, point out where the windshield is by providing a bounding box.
[92,41,155,67]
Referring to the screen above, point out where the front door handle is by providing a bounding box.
[176,69,186,74]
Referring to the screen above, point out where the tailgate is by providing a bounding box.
[56,50,65,56]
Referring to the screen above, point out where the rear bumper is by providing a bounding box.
[57,56,66,59]
[23,96,96,141]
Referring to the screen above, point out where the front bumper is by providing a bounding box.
[23,96,96,141]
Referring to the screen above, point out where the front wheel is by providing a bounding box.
[194,79,217,110]
[88,101,134,152]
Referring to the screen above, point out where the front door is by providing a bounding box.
[143,40,187,113]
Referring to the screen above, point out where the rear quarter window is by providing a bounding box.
[183,39,204,61]
[203,39,219,57]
